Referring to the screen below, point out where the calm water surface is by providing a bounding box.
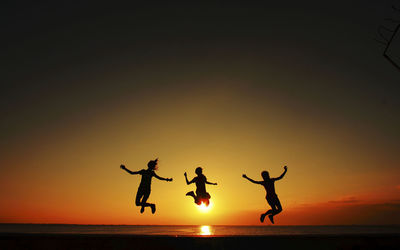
[0,224,399,236]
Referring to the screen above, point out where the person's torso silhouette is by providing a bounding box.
[194,174,207,195]
[138,169,154,190]
[262,179,277,198]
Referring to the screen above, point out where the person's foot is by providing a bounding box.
[140,206,145,213]
[268,215,274,224]
[260,213,266,223]
[151,204,156,214]
[186,191,195,197]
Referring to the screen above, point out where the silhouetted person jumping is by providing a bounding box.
[120,158,172,214]
[185,167,217,206]
[243,166,287,224]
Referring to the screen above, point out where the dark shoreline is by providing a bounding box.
[1,233,399,250]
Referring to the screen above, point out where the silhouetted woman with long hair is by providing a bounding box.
[185,167,217,207]
[120,158,173,214]
[243,166,287,224]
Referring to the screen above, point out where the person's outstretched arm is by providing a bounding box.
[184,172,194,185]
[206,180,217,185]
[273,166,288,181]
[120,164,141,175]
[242,174,263,184]
[154,173,173,182]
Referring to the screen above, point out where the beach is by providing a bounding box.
[1,233,399,250]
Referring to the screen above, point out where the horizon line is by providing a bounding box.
[1,223,399,227]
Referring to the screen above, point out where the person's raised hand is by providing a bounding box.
[168,178,173,182]
[242,174,247,178]
[284,166,287,170]
[120,164,126,170]
[184,172,187,177]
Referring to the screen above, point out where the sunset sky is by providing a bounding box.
[1,1,399,225]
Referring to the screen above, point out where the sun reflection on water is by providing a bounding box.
[199,225,212,236]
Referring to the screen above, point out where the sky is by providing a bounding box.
[1,1,399,225]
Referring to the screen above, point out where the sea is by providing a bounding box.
[0,224,399,236]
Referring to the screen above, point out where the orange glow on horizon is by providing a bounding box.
[0,84,399,226]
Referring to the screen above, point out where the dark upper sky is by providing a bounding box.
[1,0,399,151]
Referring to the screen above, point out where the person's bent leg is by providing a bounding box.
[186,191,195,197]
[261,198,275,223]
[135,190,146,213]
[271,198,283,216]
[186,191,199,204]
[195,197,201,205]
[136,190,152,213]
[135,191,144,207]
[266,197,278,224]
[140,191,152,207]
[268,198,282,224]
[141,191,156,214]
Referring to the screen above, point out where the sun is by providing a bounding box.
[197,201,213,213]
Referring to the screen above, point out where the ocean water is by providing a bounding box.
[1,224,399,236]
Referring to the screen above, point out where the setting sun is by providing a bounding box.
[197,201,213,213]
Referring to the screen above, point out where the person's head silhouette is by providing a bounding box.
[147,158,158,170]
[261,171,270,180]
[195,167,203,176]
